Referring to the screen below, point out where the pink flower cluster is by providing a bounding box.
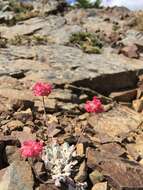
[85,96,104,113]
[32,82,52,96]
[20,140,43,158]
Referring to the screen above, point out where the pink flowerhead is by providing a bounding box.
[85,96,104,113]
[32,82,52,96]
[20,140,43,158]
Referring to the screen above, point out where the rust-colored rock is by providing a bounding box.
[109,89,137,102]
[119,44,139,59]
[88,105,143,143]
[86,148,143,190]
[74,161,87,182]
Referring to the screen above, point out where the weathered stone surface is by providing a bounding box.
[0,161,34,190]
[0,88,33,101]
[74,161,87,182]
[47,123,64,138]
[0,136,20,169]
[109,89,137,102]
[3,120,24,131]
[90,170,104,185]
[0,136,20,147]
[132,98,143,112]
[121,30,143,48]
[98,143,126,157]
[13,109,33,123]
[49,89,78,103]
[87,148,143,190]
[126,133,143,160]
[65,9,87,25]
[11,131,36,143]
[9,99,34,111]
[0,16,65,39]
[76,143,85,156]
[91,182,107,190]
[5,146,20,164]
[0,45,143,94]
[33,0,62,14]
[88,105,143,143]
[0,15,73,45]
[119,44,139,59]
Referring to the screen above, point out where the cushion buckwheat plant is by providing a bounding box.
[32,82,52,97]
[85,96,104,113]
[20,140,43,158]
[32,82,53,125]
[42,142,87,189]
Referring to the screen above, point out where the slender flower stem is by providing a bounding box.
[42,96,47,125]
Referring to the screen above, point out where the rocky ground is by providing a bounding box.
[1,0,143,190]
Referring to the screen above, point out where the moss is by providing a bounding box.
[69,32,103,53]
[9,0,33,13]
[9,34,48,46]
[32,35,48,45]
[0,38,7,48]
[82,43,101,54]
[7,0,38,23]
[15,11,39,22]
[112,23,120,32]
[9,35,24,45]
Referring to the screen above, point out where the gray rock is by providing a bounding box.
[0,161,34,190]
[1,44,143,94]
[0,11,15,24]
[0,16,65,39]
[33,0,63,14]
[120,29,143,48]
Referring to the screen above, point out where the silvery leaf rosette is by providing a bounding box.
[42,142,87,190]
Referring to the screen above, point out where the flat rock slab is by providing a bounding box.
[87,148,143,190]
[0,16,66,40]
[0,45,143,94]
[88,105,143,143]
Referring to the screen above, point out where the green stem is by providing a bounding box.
[42,96,47,125]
